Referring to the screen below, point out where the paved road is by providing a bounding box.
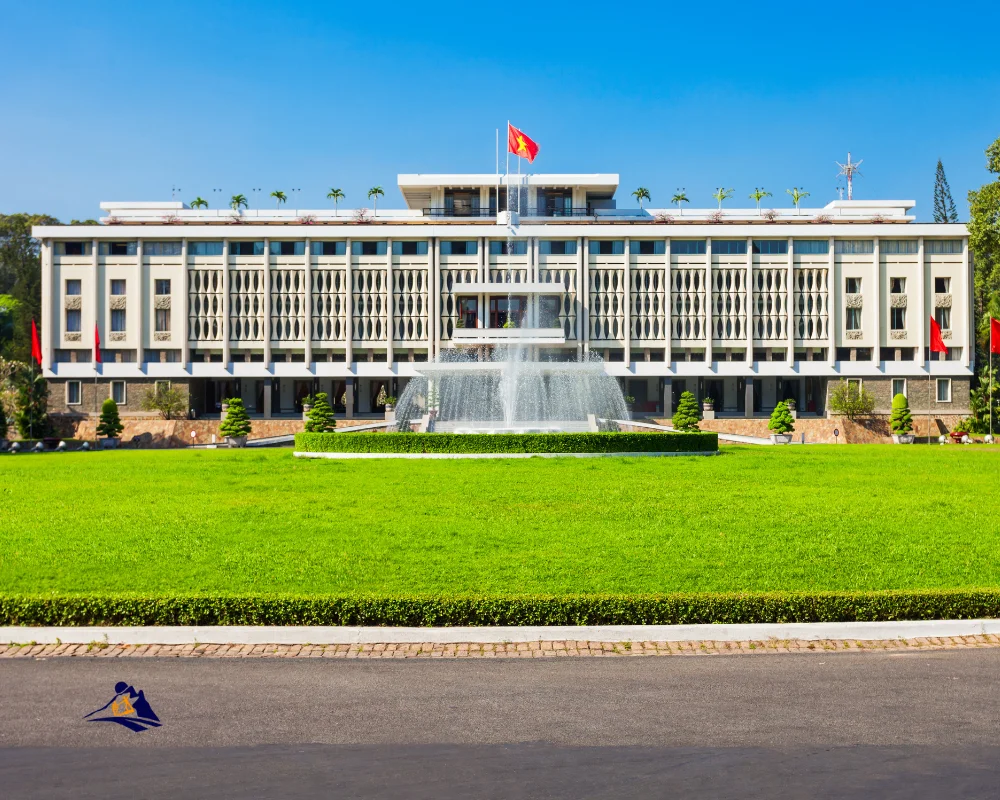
[2,650,1000,798]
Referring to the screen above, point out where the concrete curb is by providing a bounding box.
[294,451,718,460]
[3,619,1000,645]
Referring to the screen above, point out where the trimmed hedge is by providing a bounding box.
[2,590,999,627]
[295,431,718,454]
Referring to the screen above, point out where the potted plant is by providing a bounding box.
[304,392,336,433]
[701,396,716,420]
[96,397,124,449]
[672,391,701,432]
[384,395,397,414]
[768,401,795,444]
[219,397,251,447]
[301,394,315,422]
[890,393,914,443]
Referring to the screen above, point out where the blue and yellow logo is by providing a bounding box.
[84,682,162,733]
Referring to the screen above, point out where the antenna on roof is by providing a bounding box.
[835,152,863,200]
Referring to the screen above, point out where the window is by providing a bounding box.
[99,242,137,256]
[711,240,747,255]
[846,307,862,331]
[188,241,224,256]
[58,241,89,256]
[632,240,666,255]
[934,277,951,293]
[935,306,951,330]
[66,309,81,333]
[847,379,863,391]
[890,277,906,293]
[589,240,625,255]
[230,241,264,256]
[392,241,428,256]
[670,240,706,255]
[892,379,906,399]
[111,309,126,332]
[351,241,387,256]
[457,297,478,328]
[489,240,528,256]
[269,241,305,256]
[67,381,81,405]
[440,240,477,256]
[154,380,171,395]
[793,240,829,255]
[489,296,526,328]
[937,378,951,403]
[752,240,788,255]
[890,307,906,330]
[835,240,874,255]
[926,240,963,254]
[845,277,861,294]
[65,279,81,296]
[155,308,170,332]
[111,380,126,405]
[145,241,182,256]
[314,241,346,256]
[155,279,171,295]
[538,240,577,256]
[110,279,126,295]
[881,240,918,255]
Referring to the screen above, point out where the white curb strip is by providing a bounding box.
[3,620,1000,645]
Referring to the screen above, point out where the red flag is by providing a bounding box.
[991,317,1000,355]
[929,315,948,354]
[30,319,42,366]
[507,123,539,164]
[94,323,102,364]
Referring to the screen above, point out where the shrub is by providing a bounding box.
[140,384,188,420]
[828,380,876,421]
[14,370,50,438]
[295,431,718,455]
[219,398,252,438]
[96,398,123,438]
[304,392,336,433]
[890,393,913,434]
[768,401,795,434]
[672,391,701,432]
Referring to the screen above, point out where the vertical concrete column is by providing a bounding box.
[135,238,145,362]
[704,237,712,365]
[665,237,672,364]
[263,238,272,366]
[827,237,836,367]
[917,237,926,371]
[746,236,754,365]
[345,376,354,419]
[963,234,972,369]
[431,237,440,357]
[386,237,394,366]
[344,238,353,365]
[222,239,231,365]
[872,237,881,366]
[662,376,672,418]
[623,238,632,365]
[303,239,312,365]
[479,236,487,330]
[181,239,191,365]
[40,240,53,370]
[744,376,754,418]
[92,238,101,414]
[263,377,272,418]
[575,236,584,356]
[582,237,590,355]
[787,236,794,365]
[478,236,486,281]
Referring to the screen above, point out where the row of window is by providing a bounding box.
[847,378,952,403]
[65,379,172,406]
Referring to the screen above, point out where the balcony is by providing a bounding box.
[451,282,567,295]
[450,327,566,345]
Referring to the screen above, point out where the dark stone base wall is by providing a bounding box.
[46,379,190,416]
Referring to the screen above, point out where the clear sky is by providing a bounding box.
[2,0,998,222]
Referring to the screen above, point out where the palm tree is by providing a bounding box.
[631,187,651,210]
[671,191,689,216]
[749,188,772,216]
[712,187,734,210]
[327,188,345,217]
[786,187,810,215]
[230,194,248,213]
[270,190,287,209]
[190,197,208,209]
[367,185,384,217]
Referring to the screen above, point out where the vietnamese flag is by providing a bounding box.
[991,317,1000,355]
[94,323,102,364]
[507,123,539,164]
[30,319,42,367]
[929,315,948,355]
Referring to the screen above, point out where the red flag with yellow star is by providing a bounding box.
[507,123,539,164]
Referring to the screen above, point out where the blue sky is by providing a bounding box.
[2,0,998,221]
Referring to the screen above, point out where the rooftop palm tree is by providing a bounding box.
[230,194,248,213]
[631,187,651,210]
[671,191,689,216]
[190,197,208,209]
[368,185,384,217]
[270,190,287,209]
[749,188,772,216]
[712,187,734,210]
[327,188,345,217]
[787,187,810,215]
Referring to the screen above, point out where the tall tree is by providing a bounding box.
[968,134,1000,363]
[933,160,959,223]
[0,213,60,364]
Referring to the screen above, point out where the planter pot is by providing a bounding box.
[226,436,248,448]
[100,437,120,450]
[702,403,716,421]
[302,404,312,422]
[770,433,793,444]
[892,434,915,444]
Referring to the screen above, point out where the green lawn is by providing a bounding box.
[2,445,1000,597]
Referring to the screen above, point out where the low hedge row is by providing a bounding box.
[2,590,998,627]
[295,431,718,454]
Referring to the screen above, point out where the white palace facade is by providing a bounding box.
[34,172,973,421]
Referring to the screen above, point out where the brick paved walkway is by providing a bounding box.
[3,636,1000,659]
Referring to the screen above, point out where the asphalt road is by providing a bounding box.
[2,650,1000,798]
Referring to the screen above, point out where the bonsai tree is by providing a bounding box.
[828,380,876,421]
[632,187,651,210]
[190,197,208,209]
[367,186,384,217]
[787,187,810,215]
[671,191,689,216]
[672,390,701,432]
[140,384,188,420]
[768,401,795,435]
[327,188,345,216]
[749,188,772,216]
[304,392,336,433]
[712,187,734,210]
[890,393,913,434]
[96,397,124,439]
[219,397,252,440]
[270,190,287,208]
[230,194,248,213]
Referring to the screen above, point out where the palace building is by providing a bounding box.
[33,172,972,424]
